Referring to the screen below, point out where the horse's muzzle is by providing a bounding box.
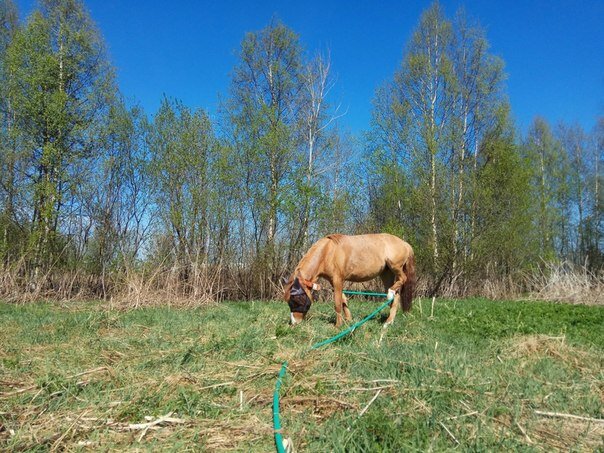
[290,312,305,325]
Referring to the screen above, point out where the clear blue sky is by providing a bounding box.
[15,0,604,135]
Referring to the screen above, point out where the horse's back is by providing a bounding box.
[325,233,412,273]
[330,233,410,254]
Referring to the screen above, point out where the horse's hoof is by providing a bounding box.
[382,322,392,329]
[282,437,294,453]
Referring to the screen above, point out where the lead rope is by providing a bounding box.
[273,291,393,453]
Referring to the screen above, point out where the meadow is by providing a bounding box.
[1,297,603,452]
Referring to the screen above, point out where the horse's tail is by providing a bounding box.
[401,255,416,312]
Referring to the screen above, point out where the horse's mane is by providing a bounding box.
[292,234,345,279]
[326,233,345,244]
[295,240,325,271]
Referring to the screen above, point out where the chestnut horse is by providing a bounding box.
[283,233,416,327]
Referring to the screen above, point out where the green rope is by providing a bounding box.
[273,291,392,452]
[273,361,288,453]
[342,290,389,298]
[309,298,392,350]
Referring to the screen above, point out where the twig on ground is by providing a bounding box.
[447,411,478,420]
[67,366,111,379]
[50,409,89,452]
[438,421,460,445]
[198,381,234,391]
[359,389,382,417]
[515,420,532,444]
[126,412,186,431]
[0,385,36,397]
[347,385,396,392]
[534,410,604,424]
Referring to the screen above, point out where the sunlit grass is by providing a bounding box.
[1,298,603,451]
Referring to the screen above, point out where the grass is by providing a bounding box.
[1,297,603,452]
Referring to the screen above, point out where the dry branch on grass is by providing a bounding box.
[534,410,604,424]
[358,389,382,417]
[122,412,186,431]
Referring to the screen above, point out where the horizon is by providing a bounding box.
[13,0,604,135]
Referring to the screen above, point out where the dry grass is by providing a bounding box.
[527,261,604,305]
[2,253,603,308]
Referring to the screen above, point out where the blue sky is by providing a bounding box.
[15,0,604,135]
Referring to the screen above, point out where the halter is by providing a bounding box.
[297,275,320,301]
[288,274,317,314]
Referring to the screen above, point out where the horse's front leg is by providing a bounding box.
[333,279,345,328]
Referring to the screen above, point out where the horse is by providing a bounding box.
[283,233,416,327]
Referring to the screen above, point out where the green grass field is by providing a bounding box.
[1,297,603,452]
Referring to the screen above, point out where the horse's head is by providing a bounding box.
[283,276,320,325]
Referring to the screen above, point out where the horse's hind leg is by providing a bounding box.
[381,266,406,326]
[342,293,352,322]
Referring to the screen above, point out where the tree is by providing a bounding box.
[224,20,305,271]
[5,0,114,278]
[78,100,152,297]
[472,106,537,278]
[0,0,20,262]
[449,10,505,269]
[403,3,455,268]
[147,97,215,285]
[557,124,589,264]
[367,2,508,287]
[367,3,456,274]
[524,118,567,260]
[591,118,603,267]
[285,50,346,264]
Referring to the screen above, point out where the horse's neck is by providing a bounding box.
[297,263,318,282]
[296,241,327,281]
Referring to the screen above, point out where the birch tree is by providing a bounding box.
[524,118,566,260]
[147,97,215,283]
[449,11,505,267]
[367,2,528,286]
[368,3,455,272]
[287,51,344,261]
[225,20,304,269]
[5,0,114,277]
[0,0,19,262]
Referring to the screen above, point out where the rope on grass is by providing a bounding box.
[273,290,391,452]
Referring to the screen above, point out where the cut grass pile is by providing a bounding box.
[1,297,603,451]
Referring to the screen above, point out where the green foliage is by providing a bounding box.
[472,106,538,275]
[367,2,514,283]
[523,118,569,261]
[225,20,305,258]
[3,0,114,270]
[147,96,215,270]
[0,2,600,301]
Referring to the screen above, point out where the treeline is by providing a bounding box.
[0,0,601,303]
